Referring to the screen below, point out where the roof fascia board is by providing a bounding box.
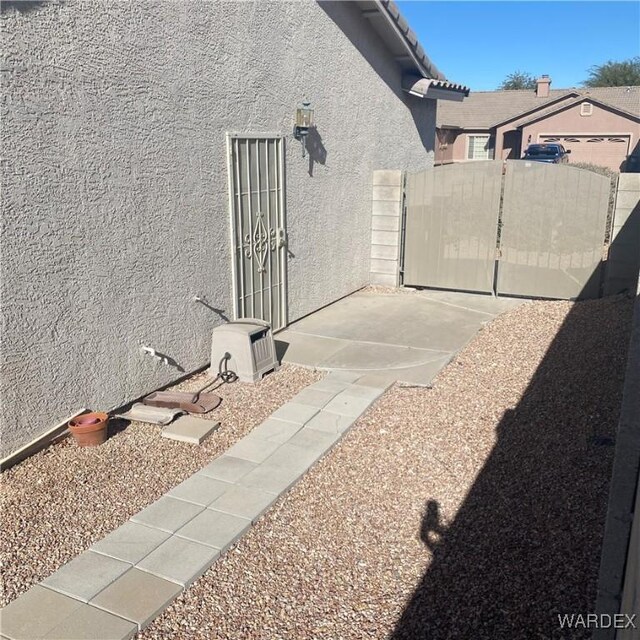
[517,95,640,127]
[373,0,444,80]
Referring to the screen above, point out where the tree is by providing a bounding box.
[584,57,640,87]
[498,71,537,91]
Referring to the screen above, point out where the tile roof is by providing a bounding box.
[437,85,640,129]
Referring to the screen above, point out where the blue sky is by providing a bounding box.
[396,1,640,91]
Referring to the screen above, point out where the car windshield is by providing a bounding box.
[526,145,560,157]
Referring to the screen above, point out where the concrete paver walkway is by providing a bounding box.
[277,289,523,385]
[0,372,390,640]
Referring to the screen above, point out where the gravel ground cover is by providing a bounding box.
[2,296,633,639]
[0,364,322,607]
[129,295,631,640]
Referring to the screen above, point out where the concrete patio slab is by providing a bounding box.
[90,568,181,631]
[319,341,449,370]
[130,496,203,533]
[339,384,385,401]
[41,551,130,603]
[208,485,278,522]
[43,603,138,640]
[416,288,524,316]
[91,521,170,565]
[352,374,394,390]
[275,332,349,364]
[197,455,257,483]
[305,378,351,394]
[0,585,83,640]
[175,509,251,552]
[136,536,220,588]
[277,290,523,385]
[167,474,231,507]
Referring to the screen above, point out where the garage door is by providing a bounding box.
[539,135,630,171]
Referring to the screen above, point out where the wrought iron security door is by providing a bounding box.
[227,134,287,330]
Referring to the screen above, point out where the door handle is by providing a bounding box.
[277,228,287,248]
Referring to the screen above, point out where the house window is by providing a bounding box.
[467,135,492,160]
[580,102,593,116]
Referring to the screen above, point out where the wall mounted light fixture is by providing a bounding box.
[293,100,314,158]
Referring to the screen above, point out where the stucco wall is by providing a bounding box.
[0,0,436,456]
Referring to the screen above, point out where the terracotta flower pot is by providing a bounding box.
[68,412,109,447]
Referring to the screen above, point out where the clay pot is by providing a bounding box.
[68,412,109,447]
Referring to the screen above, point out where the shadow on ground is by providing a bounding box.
[391,259,636,638]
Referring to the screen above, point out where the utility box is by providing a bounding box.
[211,319,278,383]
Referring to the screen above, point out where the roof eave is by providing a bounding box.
[490,91,580,128]
[402,75,470,102]
[516,95,640,127]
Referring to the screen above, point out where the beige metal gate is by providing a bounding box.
[497,161,610,299]
[403,161,503,293]
[402,161,611,300]
[227,134,287,330]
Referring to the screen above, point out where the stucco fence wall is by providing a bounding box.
[0,0,436,457]
[594,271,640,640]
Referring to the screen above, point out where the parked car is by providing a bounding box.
[522,143,571,164]
[623,154,640,173]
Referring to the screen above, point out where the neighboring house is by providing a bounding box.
[0,0,468,458]
[436,76,640,171]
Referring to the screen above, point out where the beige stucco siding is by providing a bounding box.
[0,0,436,457]
[521,102,639,170]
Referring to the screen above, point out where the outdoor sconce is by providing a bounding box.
[293,100,314,158]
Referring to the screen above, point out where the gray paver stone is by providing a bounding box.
[0,585,83,640]
[224,436,281,463]
[130,496,203,533]
[91,521,170,565]
[42,551,131,602]
[270,402,319,425]
[43,603,138,640]
[262,442,321,473]
[161,416,220,444]
[305,411,356,434]
[244,418,302,444]
[90,568,182,631]
[167,474,231,507]
[197,455,257,483]
[209,485,278,522]
[175,510,251,552]
[288,426,341,453]
[115,404,184,425]
[291,388,337,408]
[136,536,220,587]
[238,462,303,495]
[322,392,376,417]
